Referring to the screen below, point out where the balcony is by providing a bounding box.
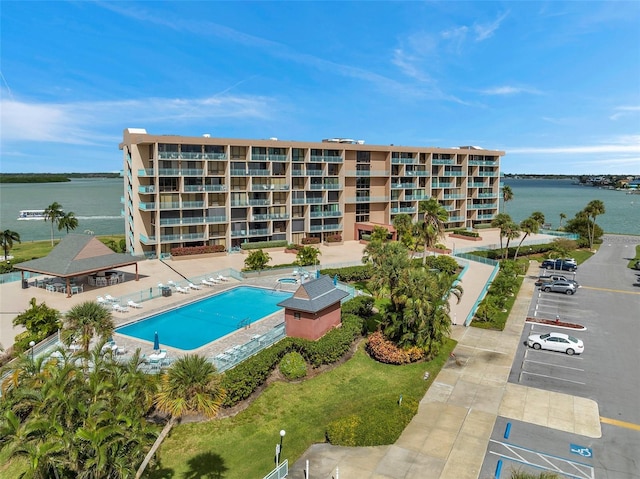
[247,169,271,176]
[469,160,498,166]
[478,171,498,177]
[477,192,498,199]
[251,154,288,162]
[159,233,206,242]
[230,169,248,176]
[248,199,270,206]
[230,200,249,207]
[446,216,464,223]
[345,170,390,177]
[253,213,290,221]
[476,213,495,220]
[442,171,464,177]
[345,196,390,203]
[159,217,206,226]
[391,207,417,213]
[309,224,343,232]
[139,202,157,210]
[310,155,343,163]
[432,159,455,165]
[138,169,155,176]
[469,203,497,210]
[391,157,417,164]
[468,182,486,188]
[406,170,429,176]
[306,169,324,176]
[391,182,415,189]
[203,153,227,160]
[138,185,156,194]
[206,215,227,223]
[182,201,205,209]
[431,182,454,188]
[310,210,342,218]
[248,228,270,236]
[305,197,325,204]
[184,184,227,192]
[405,194,429,201]
[443,194,465,200]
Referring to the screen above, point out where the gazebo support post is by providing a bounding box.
[66,278,72,298]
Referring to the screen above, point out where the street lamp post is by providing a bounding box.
[275,429,286,466]
[29,340,35,361]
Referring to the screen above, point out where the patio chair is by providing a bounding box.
[127,300,143,309]
[188,282,202,290]
[216,275,229,282]
[97,296,107,305]
[167,280,176,288]
[105,294,118,303]
[112,303,129,313]
[208,277,221,284]
[201,279,215,287]
[175,286,189,294]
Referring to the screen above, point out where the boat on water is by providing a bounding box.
[17,210,47,220]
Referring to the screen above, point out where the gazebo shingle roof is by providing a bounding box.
[277,275,349,313]
[15,234,141,278]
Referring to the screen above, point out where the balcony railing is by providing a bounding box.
[469,203,497,210]
[306,170,324,176]
[405,194,429,201]
[391,207,417,213]
[138,169,155,176]
[469,160,498,166]
[159,233,206,242]
[432,159,455,165]
[253,214,290,221]
[247,169,271,176]
[138,186,156,194]
[406,170,429,176]
[206,215,227,223]
[443,194,465,200]
[391,157,417,164]
[432,182,454,188]
[446,216,464,222]
[159,217,206,226]
[250,154,288,162]
[139,202,156,210]
[345,196,390,203]
[309,224,343,232]
[310,155,343,163]
[478,171,498,177]
[248,199,270,206]
[181,201,205,208]
[391,182,415,189]
[477,192,498,198]
[443,171,464,177]
[345,170,390,177]
[310,210,342,218]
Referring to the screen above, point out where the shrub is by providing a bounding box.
[279,351,307,380]
[240,240,288,250]
[452,229,480,238]
[341,296,374,318]
[301,236,321,245]
[170,244,225,256]
[325,234,342,243]
[320,265,374,282]
[366,331,424,365]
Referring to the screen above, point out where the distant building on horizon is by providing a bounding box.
[120,129,504,257]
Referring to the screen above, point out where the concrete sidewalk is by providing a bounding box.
[289,261,601,479]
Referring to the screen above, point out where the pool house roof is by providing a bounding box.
[277,275,349,313]
[15,234,141,278]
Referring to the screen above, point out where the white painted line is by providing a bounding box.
[524,358,585,371]
[521,371,586,385]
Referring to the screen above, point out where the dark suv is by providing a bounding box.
[541,259,577,272]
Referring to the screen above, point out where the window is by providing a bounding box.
[294,312,301,320]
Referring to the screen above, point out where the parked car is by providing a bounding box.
[527,332,584,355]
[541,259,578,272]
[539,280,577,295]
[536,274,579,287]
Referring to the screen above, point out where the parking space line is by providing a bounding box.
[524,359,584,372]
[520,371,586,385]
[524,349,584,361]
[600,416,640,431]
[489,439,594,479]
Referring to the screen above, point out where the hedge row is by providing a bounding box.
[220,310,364,407]
[452,229,480,238]
[240,240,288,250]
[171,244,225,256]
[319,265,374,282]
[473,243,555,260]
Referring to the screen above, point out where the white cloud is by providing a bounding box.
[0,94,273,145]
[473,11,510,42]
[609,105,640,121]
[480,85,542,95]
[507,136,640,155]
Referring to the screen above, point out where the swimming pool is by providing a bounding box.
[116,286,292,350]
[278,278,297,284]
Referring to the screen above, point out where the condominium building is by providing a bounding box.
[120,129,504,257]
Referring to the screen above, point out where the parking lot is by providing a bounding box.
[481,235,640,479]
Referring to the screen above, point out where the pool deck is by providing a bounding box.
[0,229,558,360]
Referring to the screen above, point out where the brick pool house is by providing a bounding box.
[277,275,349,341]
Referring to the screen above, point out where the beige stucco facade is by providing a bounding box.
[120,129,504,257]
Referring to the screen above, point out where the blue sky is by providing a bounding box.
[1,1,639,175]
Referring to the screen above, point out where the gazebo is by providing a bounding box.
[15,234,141,298]
[277,275,349,341]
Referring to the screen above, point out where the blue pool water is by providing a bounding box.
[278,278,297,284]
[116,286,292,350]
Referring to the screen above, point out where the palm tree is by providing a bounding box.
[58,211,79,234]
[392,213,413,248]
[559,212,566,229]
[417,198,448,265]
[1,229,21,260]
[584,200,605,249]
[514,212,545,260]
[501,220,521,260]
[491,213,512,252]
[63,301,114,356]
[501,184,514,212]
[136,355,225,478]
[368,241,410,310]
[362,226,391,267]
[43,202,64,246]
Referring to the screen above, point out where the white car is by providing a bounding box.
[527,332,584,355]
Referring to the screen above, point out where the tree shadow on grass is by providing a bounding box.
[183,452,229,479]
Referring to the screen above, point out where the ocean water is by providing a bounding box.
[502,178,639,235]
[0,178,124,242]
[0,177,637,242]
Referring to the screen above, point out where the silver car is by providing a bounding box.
[540,280,577,295]
[527,332,584,355]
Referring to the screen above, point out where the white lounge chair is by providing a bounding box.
[112,303,129,313]
[208,277,221,284]
[201,279,215,287]
[97,296,107,305]
[216,274,229,282]
[105,294,118,303]
[127,300,143,309]
[175,286,189,294]
[167,280,176,288]
[188,282,202,290]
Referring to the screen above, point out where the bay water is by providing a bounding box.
[0,177,637,242]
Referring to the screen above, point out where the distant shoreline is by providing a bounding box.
[0,173,120,184]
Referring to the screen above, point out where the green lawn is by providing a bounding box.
[147,340,454,478]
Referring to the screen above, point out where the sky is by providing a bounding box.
[1,1,639,175]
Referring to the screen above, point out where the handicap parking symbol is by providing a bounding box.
[570,443,593,458]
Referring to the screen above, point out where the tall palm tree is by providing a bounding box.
[64,301,114,356]
[417,198,448,265]
[491,213,512,252]
[1,229,21,261]
[368,241,410,310]
[58,211,79,234]
[501,220,521,260]
[501,184,514,213]
[559,212,567,229]
[43,202,64,246]
[584,200,605,249]
[514,212,545,260]
[136,355,225,478]
[392,213,413,248]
